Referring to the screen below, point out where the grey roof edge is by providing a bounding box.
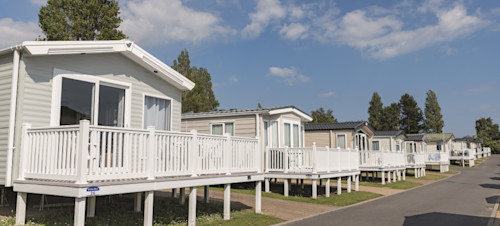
[304,121,374,133]
[182,105,312,120]
[374,130,405,137]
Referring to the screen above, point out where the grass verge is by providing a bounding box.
[358,181,421,190]
[0,194,282,226]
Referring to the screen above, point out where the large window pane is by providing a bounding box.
[98,85,125,127]
[293,124,299,147]
[372,141,379,150]
[60,78,94,125]
[144,96,170,130]
[271,121,278,148]
[284,123,290,147]
[225,123,234,136]
[337,134,346,149]
[212,124,223,135]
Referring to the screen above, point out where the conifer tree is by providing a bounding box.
[368,92,384,130]
[399,93,423,133]
[173,49,219,113]
[310,108,337,123]
[423,90,444,133]
[381,103,400,130]
[38,0,126,40]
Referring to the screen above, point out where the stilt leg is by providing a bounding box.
[382,171,385,185]
[15,192,27,225]
[265,178,270,192]
[255,181,262,213]
[312,179,317,199]
[347,176,352,193]
[144,191,154,226]
[403,170,406,180]
[172,188,178,198]
[355,175,359,191]
[337,177,342,195]
[387,171,391,183]
[224,184,230,220]
[74,197,86,226]
[188,187,197,226]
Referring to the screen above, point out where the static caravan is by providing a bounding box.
[0,40,263,226]
[404,134,428,177]
[452,137,476,167]
[420,133,454,173]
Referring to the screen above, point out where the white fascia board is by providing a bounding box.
[15,40,195,91]
[268,108,312,122]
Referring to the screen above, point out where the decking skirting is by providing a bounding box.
[265,170,360,180]
[13,173,264,198]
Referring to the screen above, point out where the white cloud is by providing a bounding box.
[267,66,310,86]
[241,0,286,39]
[280,23,309,40]
[120,0,236,46]
[314,4,487,59]
[319,91,336,98]
[229,76,239,83]
[0,18,41,49]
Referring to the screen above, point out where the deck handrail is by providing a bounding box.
[405,152,426,166]
[425,151,449,164]
[359,150,406,168]
[18,120,260,184]
[265,144,359,173]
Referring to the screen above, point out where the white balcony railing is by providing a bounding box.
[449,149,476,160]
[265,145,359,174]
[425,152,449,164]
[359,150,406,168]
[406,152,426,167]
[18,120,260,184]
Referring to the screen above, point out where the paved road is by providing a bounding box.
[285,155,500,226]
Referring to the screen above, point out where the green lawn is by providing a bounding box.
[415,173,447,180]
[358,180,421,190]
[0,195,282,226]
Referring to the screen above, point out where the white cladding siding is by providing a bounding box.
[12,53,183,182]
[373,137,391,151]
[181,115,257,137]
[0,53,13,184]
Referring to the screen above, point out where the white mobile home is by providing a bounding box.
[404,134,428,178]
[452,137,476,167]
[1,40,263,226]
[420,133,454,173]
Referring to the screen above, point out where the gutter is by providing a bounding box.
[6,49,21,187]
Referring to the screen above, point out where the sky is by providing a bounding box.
[1,0,499,138]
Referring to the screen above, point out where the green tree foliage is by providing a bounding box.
[399,93,423,133]
[173,49,219,113]
[423,90,444,133]
[368,92,384,130]
[310,108,338,123]
[381,103,400,130]
[39,0,126,40]
[476,117,500,153]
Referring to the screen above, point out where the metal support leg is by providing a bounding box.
[255,181,262,213]
[326,178,331,197]
[144,191,154,226]
[224,184,230,220]
[15,192,27,225]
[134,192,142,212]
[74,197,86,226]
[180,188,185,205]
[204,186,210,203]
[284,179,289,197]
[87,196,96,217]
[188,187,197,226]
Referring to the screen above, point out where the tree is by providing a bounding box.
[381,103,400,130]
[257,103,263,109]
[39,0,126,40]
[173,49,219,113]
[310,108,338,123]
[423,90,444,133]
[368,92,384,130]
[476,117,500,153]
[399,93,423,133]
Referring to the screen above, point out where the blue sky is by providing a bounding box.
[1,0,499,137]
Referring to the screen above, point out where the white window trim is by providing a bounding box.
[209,121,235,136]
[336,133,347,149]
[141,92,173,131]
[282,119,301,148]
[270,119,280,148]
[51,68,132,127]
[372,140,380,150]
[263,120,270,148]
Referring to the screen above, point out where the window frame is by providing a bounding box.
[210,121,235,136]
[50,68,132,127]
[282,120,301,148]
[372,141,380,150]
[142,93,173,131]
[336,133,347,149]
